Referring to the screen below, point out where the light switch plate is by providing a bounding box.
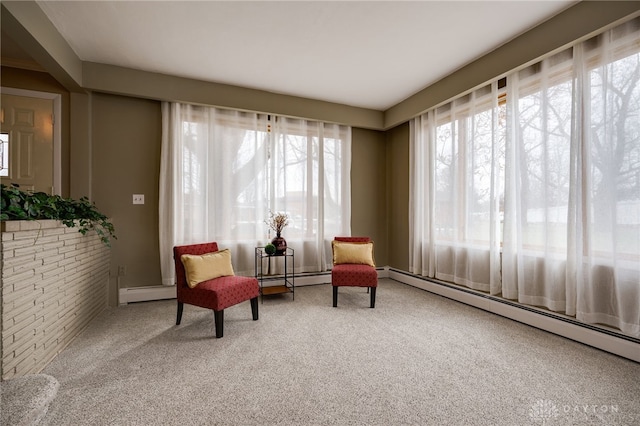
[133,194,145,205]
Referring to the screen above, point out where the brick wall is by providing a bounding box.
[1,220,110,380]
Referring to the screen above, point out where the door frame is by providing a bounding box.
[0,87,62,195]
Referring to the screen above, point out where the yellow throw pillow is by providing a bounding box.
[181,249,235,288]
[332,241,375,267]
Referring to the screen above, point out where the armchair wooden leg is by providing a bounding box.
[176,301,184,325]
[251,297,259,320]
[333,286,338,307]
[214,310,224,338]
[370,287,376,308]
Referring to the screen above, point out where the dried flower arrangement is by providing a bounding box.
[266,210,290,236]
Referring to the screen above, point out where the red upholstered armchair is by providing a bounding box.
[173,242,259,338]
[331,237,378,308]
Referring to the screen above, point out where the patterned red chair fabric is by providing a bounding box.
[331,237,378,308]
[173,242,259,338]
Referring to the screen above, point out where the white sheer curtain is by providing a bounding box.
[504,20,640,336]
[159,103,269,283]
[159,103,351,284]
[410,17,640,338]
[502,49,575,311]
[270,117,351,273]
[410,83,503,295]
[572,20,640,335]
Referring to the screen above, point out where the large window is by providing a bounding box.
[433,85,503,248]
[159,105,351,282]
[411,17,640,338]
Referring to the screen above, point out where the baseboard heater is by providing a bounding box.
[389,268,639,363]
[119,285,177,305]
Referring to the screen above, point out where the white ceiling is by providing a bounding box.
[35,0,576,110]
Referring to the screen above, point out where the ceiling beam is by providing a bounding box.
[1,1,83,92]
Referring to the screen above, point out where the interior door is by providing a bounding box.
[0,93,54,193]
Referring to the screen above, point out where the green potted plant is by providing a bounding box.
[264,243,277,255]
[1,184,116,246]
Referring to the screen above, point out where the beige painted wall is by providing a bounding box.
[82,62,384,131]
[90,93,162,304]
[351,128,387,265]
[385,123,410,271]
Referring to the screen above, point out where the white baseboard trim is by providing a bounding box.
[389,269,640,363]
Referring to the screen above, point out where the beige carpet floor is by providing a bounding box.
[40,279,640,425]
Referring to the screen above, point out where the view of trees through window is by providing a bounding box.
[434,89,504,247]
[178,114,347,244]
[410,18,640,336]
[431,34,639,262]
